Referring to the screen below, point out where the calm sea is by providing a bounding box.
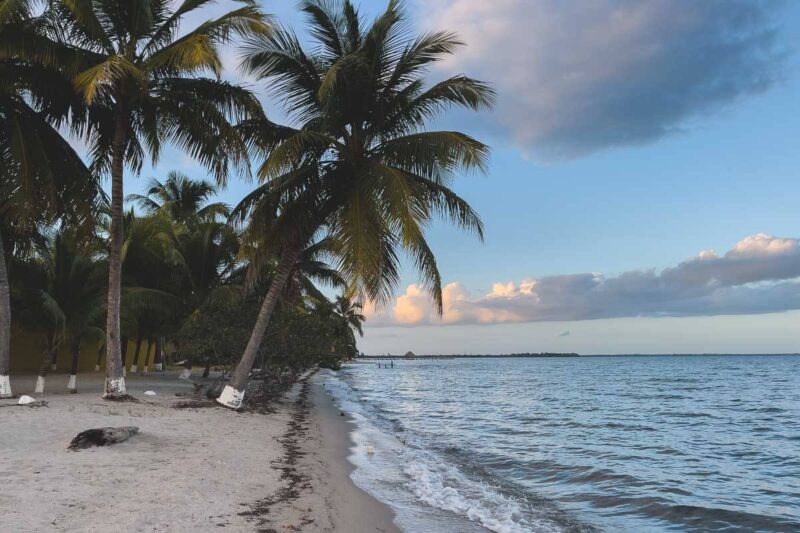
[321,355,800,532]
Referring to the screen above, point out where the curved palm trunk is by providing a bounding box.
[0,235,12,398]
[217,244,301,409]
[103,111,127,398]
[68,339,80,393]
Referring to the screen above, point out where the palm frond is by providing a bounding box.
[73,55,144,103]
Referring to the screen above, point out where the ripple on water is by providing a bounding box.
[336,355,800,532]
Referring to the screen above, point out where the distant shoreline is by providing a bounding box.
[359,353,579,359]
[357,353,800,359]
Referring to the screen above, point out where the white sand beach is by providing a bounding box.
[0,371,398,532]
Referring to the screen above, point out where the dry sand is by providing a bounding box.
[0,370,399,532]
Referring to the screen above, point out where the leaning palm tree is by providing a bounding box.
[0,5,101,397]
[127,171,230,225]
[217,0,493,408]
[6,0,271,397]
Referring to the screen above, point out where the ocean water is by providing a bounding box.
[320,355,800,532]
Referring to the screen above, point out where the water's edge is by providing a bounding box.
[321,368,582,533]
[322,355,800,533]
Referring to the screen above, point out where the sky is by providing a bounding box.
[123,0,800,355]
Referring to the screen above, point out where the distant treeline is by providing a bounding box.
[359,353,580,359]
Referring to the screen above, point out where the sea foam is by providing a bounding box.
[320,369,561,533]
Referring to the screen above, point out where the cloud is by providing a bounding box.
[420,0,787,159]
[366,234,800,326]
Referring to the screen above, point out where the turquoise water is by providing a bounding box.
[323,355,800,532]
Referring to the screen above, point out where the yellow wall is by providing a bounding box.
[9,324,155,373]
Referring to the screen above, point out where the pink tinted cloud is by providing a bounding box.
[366,234,800,327]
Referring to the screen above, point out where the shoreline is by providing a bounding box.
[0,370,399,532]
[257,371,401,532]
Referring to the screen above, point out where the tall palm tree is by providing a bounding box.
[127,171,230,224]
[0,4,101,397]
[217,0,493,408]
[6,0,271,397]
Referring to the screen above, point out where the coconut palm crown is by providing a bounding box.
[218,0,493,408]
[127,171,230,224]
[237,0,493,309]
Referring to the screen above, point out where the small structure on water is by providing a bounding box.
[404,351,416,359]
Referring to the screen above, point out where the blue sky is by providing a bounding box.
[125,1,800,354]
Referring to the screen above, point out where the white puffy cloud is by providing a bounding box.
[366,234,800,326]
[728,233,798,258]
[419,0,787,158]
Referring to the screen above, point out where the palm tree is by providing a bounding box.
[118,210,183,373]
[13,230,105,394]
[334,295,365,338]
[127,171,230,224]
[124,180,241,377]
[6,0,271,397]
[168,196,242,377]
[217,0,493,408]
[0,5,101,397]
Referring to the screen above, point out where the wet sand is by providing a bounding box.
[261,372,401,532]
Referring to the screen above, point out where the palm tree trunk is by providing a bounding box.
[217,244,301,409]
[0,234,12,398]
[143,340,154,373]
[181,356,193,379]
[95,344,103,372]
[36,339,56,394]
[153,337,163,371]
[202,362,210,378]
[68,339,80,393]
[131,333,143,373]
[121,335,128,375]
[103,109,128,398]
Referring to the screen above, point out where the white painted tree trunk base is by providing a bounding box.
[142,366,148,374]
[129,364,137,373]
[122,367,126,377]
[216,385,244,409]
[94,364,101,372]
[178,368,192,380]
[153,364,163,371]
[103,377,127,397]
[35,376,45,394]
[67,374,77,392]
[51,363,57,371]
[0,375,12,398]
